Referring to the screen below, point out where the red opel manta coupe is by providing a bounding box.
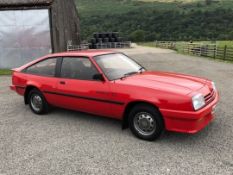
[10,50,219,141]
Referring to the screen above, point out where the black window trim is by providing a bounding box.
[57,56,102,82]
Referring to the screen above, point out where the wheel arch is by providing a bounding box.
[122,101,164,129]
[24,85,40,104]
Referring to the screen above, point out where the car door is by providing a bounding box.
[55,56,112,117]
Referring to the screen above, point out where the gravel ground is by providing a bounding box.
[0,46,233,175]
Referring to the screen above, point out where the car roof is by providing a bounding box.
[48,49,117,57]
[16,50,118,71]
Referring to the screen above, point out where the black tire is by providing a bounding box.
[118,37,123,42]
[128,104,164,141]
[110,38,115,42]
[92,44,97,49]
[91,38,96,44]
[94,33,99,38]
[103,38,109,43]
[28,89,49,115]
[101,33,106,38]
[112,32,119,38]
[97,38,102,43]
[107,32,112,38]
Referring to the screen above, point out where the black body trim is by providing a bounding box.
[43,91,124,105]
[55,57,63,77]
[16,86,26,89]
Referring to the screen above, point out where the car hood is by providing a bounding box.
[116,71,207,95]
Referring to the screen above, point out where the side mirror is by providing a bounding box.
[93,73,105,82]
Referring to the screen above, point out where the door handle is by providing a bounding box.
[60,81,66,85]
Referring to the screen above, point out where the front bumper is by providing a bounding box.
[160,92,219,134]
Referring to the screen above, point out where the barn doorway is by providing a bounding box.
[0,9,52,68]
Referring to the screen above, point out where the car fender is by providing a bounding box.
[24,81,42,104]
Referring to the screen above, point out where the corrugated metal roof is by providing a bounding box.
[0,0,53,7]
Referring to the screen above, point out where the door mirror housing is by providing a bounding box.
[93,73,105,81]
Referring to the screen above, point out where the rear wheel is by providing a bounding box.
[28,89,49,114]
[128,104,164,141]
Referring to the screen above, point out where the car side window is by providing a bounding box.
[25,58,57,77]
[60,57,99,80]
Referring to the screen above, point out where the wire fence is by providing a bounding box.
[67,41,132,51]
[154,41,233,61]
[95,41,132,49]
[67,43,89,51]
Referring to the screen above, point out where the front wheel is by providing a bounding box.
[128,104,164,141]
[28,89,49,115]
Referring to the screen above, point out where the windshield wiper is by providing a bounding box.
[120,67,146,80]
[139,67,145,73]
[120,71,138,80]
[124,71,138,77]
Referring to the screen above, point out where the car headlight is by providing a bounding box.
[192,93,205,111]
[211,81,216,91]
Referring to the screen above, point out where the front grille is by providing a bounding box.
[204,89,215,105]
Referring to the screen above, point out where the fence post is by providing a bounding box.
[213,45,217,59]
[200,43,202,56]
[223,45,227,60]
[183,43,185,53]
[188,44,190,54]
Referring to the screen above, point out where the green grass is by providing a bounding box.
[216,41,233,48]
[0,69,12,76]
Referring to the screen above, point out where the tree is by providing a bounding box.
[129,30,145,42]
[205,0,212,5]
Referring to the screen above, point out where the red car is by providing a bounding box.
[10,50,219,141]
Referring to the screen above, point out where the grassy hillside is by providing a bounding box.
[76,0,233,41]
[77,0,233,15]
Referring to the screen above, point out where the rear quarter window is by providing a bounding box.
[25,58,57,77]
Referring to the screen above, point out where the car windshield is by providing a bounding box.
[94,53,144,81]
